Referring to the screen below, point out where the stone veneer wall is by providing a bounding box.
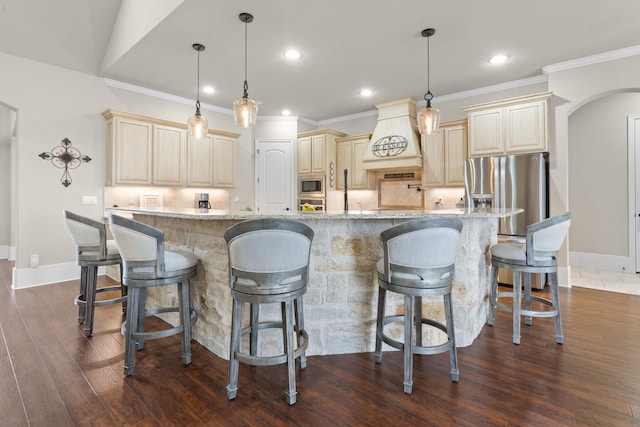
[135,215,498,360]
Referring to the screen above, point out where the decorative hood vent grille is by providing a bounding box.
[362,98,423,171]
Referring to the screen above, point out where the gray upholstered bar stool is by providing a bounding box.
[63,210,127,337]
[488,212,571,345]
[224,218,314,405]
[375,217,463,394]
[108,214,198,376]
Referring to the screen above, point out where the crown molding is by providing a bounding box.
[542,44,640,74]
[102,78,233,115]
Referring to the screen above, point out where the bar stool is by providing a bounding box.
[375,217,463,394]
[224,218,314,405]
[488,212,571,344]
[63,210,126,337]
[108,214,198,376]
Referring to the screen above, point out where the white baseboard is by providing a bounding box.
[8,246,16,261]
[558,266,571,288]
[569,251,634,273]
[0,245,7,259]
[11,262,108,289]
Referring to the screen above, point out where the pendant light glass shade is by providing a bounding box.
[234,13,258,128]
[188,104,208,139]
[188,43,208,139]
[418,28,439,135]
[233,95,258,128]
[417,97,440,135]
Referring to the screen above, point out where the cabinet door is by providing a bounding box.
[298,136,312,175]
[115,118,153,185]
[505,101,547,153]
[351,138,371,189]
[468,108,503,157]
[213,135,236,188]
[186,135,214,187]
[444,125,466,187]
[311,135,326,174]
[336,141,351,188]
[422,131,445,187]
[153,125,185,186]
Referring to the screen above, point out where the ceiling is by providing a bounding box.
[1,0,639,122]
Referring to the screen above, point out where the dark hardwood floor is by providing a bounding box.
[1,259,640,426]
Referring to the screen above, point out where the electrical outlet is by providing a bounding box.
[81,196,97,205]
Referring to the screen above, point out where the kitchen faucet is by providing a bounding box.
[344,169,348,212]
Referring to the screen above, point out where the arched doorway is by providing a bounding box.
[567,91,640,272]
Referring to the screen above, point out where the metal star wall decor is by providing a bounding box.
[38,137,92,187]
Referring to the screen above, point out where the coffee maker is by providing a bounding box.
[196,193,211,209]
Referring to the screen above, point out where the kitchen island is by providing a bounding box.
[108,207,521,359]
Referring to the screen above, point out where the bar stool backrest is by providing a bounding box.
[224,219,314,294]
[380,217,463,285]
[64,210,109,261]
[109,214,166,279]
[526,213,571,266]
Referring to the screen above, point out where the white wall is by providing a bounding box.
[0,106,11,257]
[569,93,640,259]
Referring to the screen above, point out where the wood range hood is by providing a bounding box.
[362,98,423,171]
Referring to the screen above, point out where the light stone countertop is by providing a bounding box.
[107,206,523,220]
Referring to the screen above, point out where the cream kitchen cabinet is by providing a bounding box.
[104,109,238,188]
[187,134,237,188]
[422,120,467,188]
[212,135,236,188]
[464,92,551,157]
[153,125,186,186]
[297,129,346,188]
[336,134,374,190]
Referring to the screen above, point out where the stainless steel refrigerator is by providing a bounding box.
[464,152,549,288]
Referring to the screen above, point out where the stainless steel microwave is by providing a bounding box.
[298,175,325,197]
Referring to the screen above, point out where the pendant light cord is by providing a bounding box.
[196,48,201,111]
[243,19,249,98]
[427,33,431,95]
[422,28,435,106]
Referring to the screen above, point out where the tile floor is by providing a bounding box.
[571,267,640,296]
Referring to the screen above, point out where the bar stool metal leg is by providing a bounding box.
[374,287,387,364]
[283,300,297,405]
[403,294,414,394]
[227,298,242,400]
[294,297,307,369]
[513,271,522,345]
[444,293,459,381]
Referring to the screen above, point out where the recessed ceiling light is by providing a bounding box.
[281,109,291,116]
[203,86,215,94]
[284,50,302,60]
[359,88,373,97]
[489,55,509,65]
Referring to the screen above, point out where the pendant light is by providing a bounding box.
[188,43,208,140]
[417,28,440,135]
[233,12,258,128]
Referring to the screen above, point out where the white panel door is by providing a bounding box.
[256,140,293,212]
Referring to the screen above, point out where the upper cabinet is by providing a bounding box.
[422,120,467,188]
[464,92,551,157]
[104,114,154,186]
[103,110,239,188]
[153,125,186,186]
[297,129,346,189]
[336,134,375,190]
